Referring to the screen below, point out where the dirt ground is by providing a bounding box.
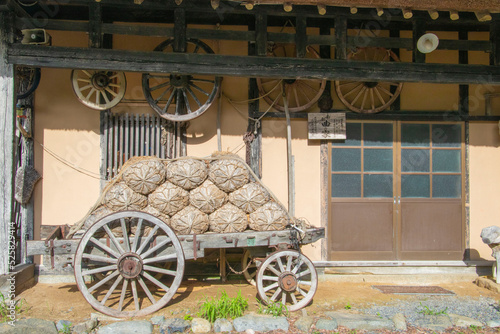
[13,277,500,328]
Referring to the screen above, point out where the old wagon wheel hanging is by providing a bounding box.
[256,250,318,311]
[335,47,403,114]
[74,211,185,318]
[71,70,126,110]
[16,66,41,100]
[142,38,221,122]
[256,44,326,112]
[241,249,257,286]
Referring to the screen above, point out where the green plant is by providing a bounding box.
[0,292,27,323]
[469,324,482,333]
[416,302,448,315]
[183,314,193,321]
[58,323,72,334]
[256,299,288,317]
[198,290,248,323]
[344,302,352,310]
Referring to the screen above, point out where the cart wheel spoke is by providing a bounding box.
[142,38,220,122]
[82,70,92,78]
[150,81,171,92]
[241,249,257,286]
[105,86,119,98]
[267,265,282,277]
[131,279,140,311]
[335,47,403,113]
[74,211,185,317]
[256,250,318,312]
[100,274,123,306]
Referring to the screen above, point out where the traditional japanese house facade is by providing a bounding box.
[1,0,500,281]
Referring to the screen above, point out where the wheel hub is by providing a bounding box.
[92,72,111,90]
[170,74,190,88]
[279,272,297,292]
[284,78,297,85]
[364,81,379,88]
[117,253,143,279]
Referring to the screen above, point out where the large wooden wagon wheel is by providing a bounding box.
[16,66,41,100]
[256,250,317,311]
[241,249,257,286]
[74,211,185,318]
[142,38,221,122]
[71,70,127,110]
[335,47,403,114]
[256,44,327,112]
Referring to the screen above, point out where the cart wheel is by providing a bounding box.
[256,250,317,312]
[142,38,221,122]
[335,47,403,114]
[74,211,185,318]
[256,44,326,112]
[242,249,257,286]
[71,70,127,110]
[16,66,41,100]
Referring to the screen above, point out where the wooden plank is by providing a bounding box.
[8,44,500,85]
[0,12,16,275]
[295,15,307,58]
[255,13,267,57]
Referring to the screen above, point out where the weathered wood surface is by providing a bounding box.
[0,12,16,275]
[27,227,325,259]
[10,44,500,85]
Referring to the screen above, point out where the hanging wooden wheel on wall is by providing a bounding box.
[256,44,327,112]
[71,70,127,110]
[142,38,221,122]
[335,47,403,114]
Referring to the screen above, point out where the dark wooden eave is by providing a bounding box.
[8,44,500,84]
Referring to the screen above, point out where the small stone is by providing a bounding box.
[233,313,289,332]
[159,318,190,334]
[413,315,452,332]
[56,320,72,332]
[315,318,338,331]
[448,313,483,327]
[0,318,58,334]
[150,315,166,325]
[191,318,211,333]
[213,318,233,333]
[326,311,394,331]
[91,312,124,322]
[245,329,255,334]
[487,319,500,327]
[392,313,407,331]
[294,316,314,332]
[97,320,153,334]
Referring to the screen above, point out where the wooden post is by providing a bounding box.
[459,30,469,115]
[491,20,500,66]
[334,16,347,60]
[390,29,401,111]
[174,8,186,53]
[255,13,267,57]
[412,20,426,63]
[295,15,307,58]
[89,2,102,48]
[0,12,16,275]
[318,25,332,111]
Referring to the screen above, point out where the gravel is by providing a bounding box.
[359,295,500,326]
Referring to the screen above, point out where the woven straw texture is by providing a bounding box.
[249,201,289,231]
[209,203,248,233]
[122,158,166,195]
[103,182,148,211]
[229,182,270,213]
[189,180,227,214]
[149,181,189,216]
[83,206,113,229]
[208,158,249,192]
[167,159,208,190]
[170,206,209,235]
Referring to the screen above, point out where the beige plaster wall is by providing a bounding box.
[32,27,500,263]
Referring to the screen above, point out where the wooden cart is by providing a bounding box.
[27,210,324,318]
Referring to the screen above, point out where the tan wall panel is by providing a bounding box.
[469,122,500,260]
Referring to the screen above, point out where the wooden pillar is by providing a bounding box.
[0,12,16,275]
[255,13,267,57]
[318,24,332,112]
[459,30,469,115]
[295,15,307,58]
[89,2,103,49]
[334,16,347,60]
[389,28,401,111]
[412,20,426,63]
[247,21,262,179]
[491,20,500,66]
[174,8,187,156]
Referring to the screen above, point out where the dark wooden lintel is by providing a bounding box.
[8,44,500,85]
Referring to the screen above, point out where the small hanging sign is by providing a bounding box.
[308,113,346,140]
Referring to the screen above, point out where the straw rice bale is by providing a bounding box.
[229,182,270,213]
[208,158,250,192]
[149,181,189,216]
[83,206,113,229]
[170,206,209,235]
[209,203,248,233]
[189,180,227,214]
[249,202,289,231]
[103,182,148,211]
[128,206,170,237]
[122,158,166,195]
[167,158,208,190]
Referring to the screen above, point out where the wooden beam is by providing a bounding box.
[8,44,500,85]
[174,8,186,53]
[0,12,16,275]
[428,9,439,20]
[255,13,267,57]
[295,15,307,58]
